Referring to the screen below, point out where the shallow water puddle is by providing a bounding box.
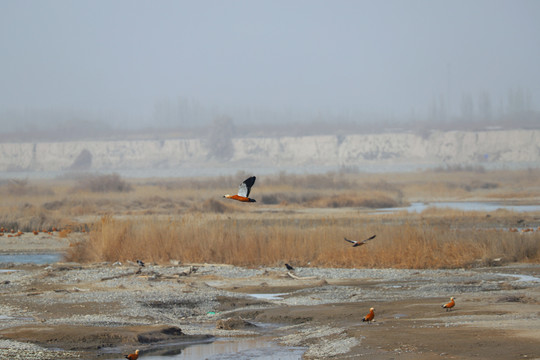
[0,253,62,264]
[378,201,540,214]
[248,293,288,300]
[393,313,408,319]
[108,336,305,360]
[496,273,540,282]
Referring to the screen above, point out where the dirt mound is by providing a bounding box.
[0,324,205,351]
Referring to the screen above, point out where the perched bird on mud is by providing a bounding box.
[442,297,455,311]
[344,235,376,247]
[125,349,139,360]
[136,259,145,267]
[362,307,375,323]
[223,176,257,202]
[285,263,295,271]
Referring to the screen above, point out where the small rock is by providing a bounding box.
[216,317,257,330]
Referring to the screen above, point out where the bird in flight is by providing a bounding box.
[442,297,455,311]
[124,349,139,360]
[223,176,257,202]
[344,235,376,247]
[285,263,295,271]
[362,307,375,323]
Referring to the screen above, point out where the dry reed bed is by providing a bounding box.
[65,211,540,269]
[2,169,540,269]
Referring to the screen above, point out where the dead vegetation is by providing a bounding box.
[64,211,540,268]
[1,169,539,268]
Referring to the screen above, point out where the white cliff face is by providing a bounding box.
[0,129,538,173]
[426,130,540,164]
[233,135,339,166]
[338,133,428,164]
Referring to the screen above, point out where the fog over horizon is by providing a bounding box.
[1,0,539,135]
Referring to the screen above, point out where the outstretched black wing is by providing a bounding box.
[363,235,376,242]
[344,237,356,245]
[239,176,256,197]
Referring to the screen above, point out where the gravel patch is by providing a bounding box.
[1,262,539,358]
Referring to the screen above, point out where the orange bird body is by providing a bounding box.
[125,349,139,360]
[362,307,375,322]
[223,176,257,202]
[442,297,455,311]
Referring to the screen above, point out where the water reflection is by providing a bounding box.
[139,337,304,360]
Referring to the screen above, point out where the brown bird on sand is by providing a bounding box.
[223,176,257,202]
[344,235,376,247]
[125,349,139,360]
[442,297,455,311]
[362,307,375,323]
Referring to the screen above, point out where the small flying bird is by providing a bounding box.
[285,263,295,271]
[136,259,145,267]
[223,176,257,202]
[344,235,376,247]
[362,307,375,323]
[442,297,455,311]
[125,349,139,360]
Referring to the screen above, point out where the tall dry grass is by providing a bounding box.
[3,169,540,269]
[65,213,540,268]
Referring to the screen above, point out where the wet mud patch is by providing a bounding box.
[0,324,210,352]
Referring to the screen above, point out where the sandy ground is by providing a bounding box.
[0,233,539,359]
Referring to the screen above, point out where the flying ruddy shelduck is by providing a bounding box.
[223,176,257,202]
[362,307,375,323]
[442,297,455,311]
[124,349,139,360]
[344,234,376,247]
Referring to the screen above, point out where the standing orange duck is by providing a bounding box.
[442,297,455,311]
[223,176,257,202]
[362,307,375,323]
[124,349,139,360]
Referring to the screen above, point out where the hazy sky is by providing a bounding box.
[1,0,539,127]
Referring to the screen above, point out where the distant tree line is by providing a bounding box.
[0,89,539,143]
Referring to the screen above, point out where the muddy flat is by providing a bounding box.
[1,251,539,359]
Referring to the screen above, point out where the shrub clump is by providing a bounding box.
[76,173,133,193]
